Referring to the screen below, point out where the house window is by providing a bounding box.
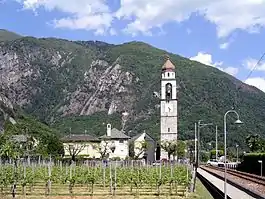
[119,140,124,143]
[167,73,170,77]
[168,128,170,132]
[69,144,74,150]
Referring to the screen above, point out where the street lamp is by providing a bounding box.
[258,160,263,177]
[224,110,243,199]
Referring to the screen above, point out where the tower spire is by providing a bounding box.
[165,54,170,60]
[162,55,175,71]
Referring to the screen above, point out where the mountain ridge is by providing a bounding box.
[0,29,22,41]
[0,30,265,150]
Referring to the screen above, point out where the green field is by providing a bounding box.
[0,163,191,198]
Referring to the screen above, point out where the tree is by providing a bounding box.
[160,140,178,160]
[210,149,224,159]
[186,140,195,162]
[93,140,116,159]
[175,140,186,159]
[129,140,148,160]
[64,143,86,162]
[0,139,23,161]
[2,116,64,157]
[246,134,264,152]
[0,133,32,161]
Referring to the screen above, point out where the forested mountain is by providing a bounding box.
[1,30,265,149]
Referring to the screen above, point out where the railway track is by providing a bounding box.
[204,165,265,186]
[200,165,265,198]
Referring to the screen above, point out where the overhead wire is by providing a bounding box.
[233,52,265,109]
[243,52,265,82]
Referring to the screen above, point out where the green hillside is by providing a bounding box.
[0,98,63,157]
[0,29,22,41]
[0,33,265,150]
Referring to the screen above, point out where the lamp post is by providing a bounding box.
[258,160,263,177]
[216,126,218,160]
[224,110,243,199]
[197,120,213,165]
[235,144,239,163]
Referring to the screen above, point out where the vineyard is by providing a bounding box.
[0,160,191,198]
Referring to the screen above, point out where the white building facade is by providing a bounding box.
[100,124,130,160]
[61,134,101,159]
[131,131,156,163]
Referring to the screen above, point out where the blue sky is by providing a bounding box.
[1,0,265,92]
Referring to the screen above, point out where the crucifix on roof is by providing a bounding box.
[165,54,170,60]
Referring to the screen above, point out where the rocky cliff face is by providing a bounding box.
[0,38,139,124]
[58,59,137,117]
[1,35,265,146]
[0,91,16,132]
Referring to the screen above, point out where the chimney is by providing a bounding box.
[107,123,111,137]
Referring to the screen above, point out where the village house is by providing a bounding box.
[99,124,130,160]
[61,124,131,160]
[130,131,156,163]
[61,134,101,160]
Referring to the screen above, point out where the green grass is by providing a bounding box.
[188,180,213,199]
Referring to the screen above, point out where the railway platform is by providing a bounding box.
[197,167,262,199]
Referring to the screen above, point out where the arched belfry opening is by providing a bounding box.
[155,143,161,161]
[165,83,172,102]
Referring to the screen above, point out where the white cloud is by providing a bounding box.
[222,67,239,76]
[16,0,113,35]
[116,0,265,37]
[109,28,117,36]
[14,0,265,38]
[219,42,229,50]
[14,1,265,38]
[190,52,222,67]
[190,52,239,76]
[243,58,265,71]
[245,77,265,92]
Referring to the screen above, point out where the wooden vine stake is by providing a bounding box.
[109,162,113,195]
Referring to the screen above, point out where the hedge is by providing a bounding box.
[237,153,265,175]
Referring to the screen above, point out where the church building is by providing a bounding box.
[160,56,178,160]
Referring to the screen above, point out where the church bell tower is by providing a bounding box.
[160,56,178,160]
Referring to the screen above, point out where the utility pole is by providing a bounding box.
[195,123,197,166]
[216,126,218,160]
[197,120,213,165]
[236,144,239,163]
[190,122,197,193]
[197,121,201,165]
